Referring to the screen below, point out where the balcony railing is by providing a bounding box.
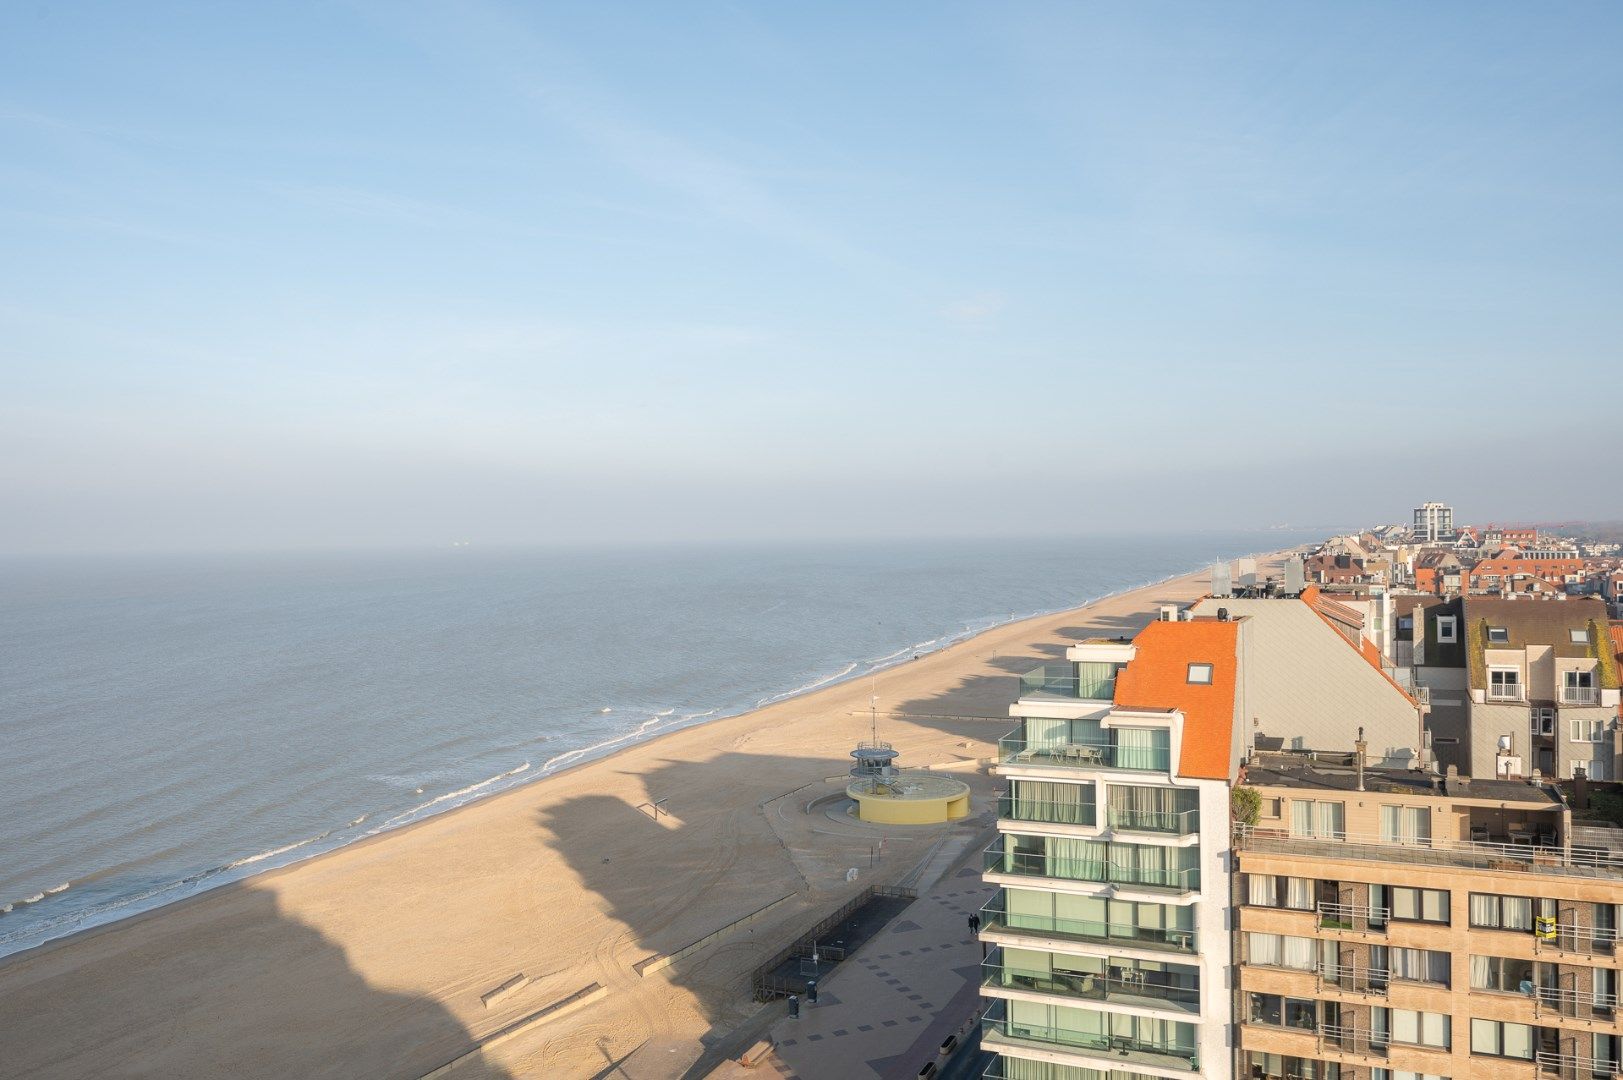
[985,844,1200,892]
[1107,806,1200,835]
[1019,664,1082,699]
[1316,900,1390,931]
[1537,1050,1622,1080]
[1534,923,1622,956]
[981,1000,1199,1072]
[1529,983,1619,1018]
[1235,823,1623,882]
[998,793,1097,828]
[1316,962,1390,995]
[979,897,1197,953]
[981,952,1200,1014]
[999,732,1171,773]
[1563,686,1601,705]
[1316,1023,1386,1057]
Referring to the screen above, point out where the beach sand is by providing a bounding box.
[0,563,1243,1080]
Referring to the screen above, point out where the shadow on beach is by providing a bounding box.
[0,886,515,1080]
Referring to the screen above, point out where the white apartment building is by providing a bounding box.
[1414,503,1457,544]
[979,616,1244,1080]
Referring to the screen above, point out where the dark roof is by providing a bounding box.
[1245,756,1560,806]
[1463,596,1619,689]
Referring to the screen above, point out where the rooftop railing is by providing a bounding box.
[981,1000,1199,1072]
[999,731,1171,774]
[981,950,1200,1014]
[1107,806,1200,835]
[978,896,1197,953]
[1234,823,1623,882]
[984,843,1200,893]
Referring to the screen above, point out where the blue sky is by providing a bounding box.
[2,3,1620,552]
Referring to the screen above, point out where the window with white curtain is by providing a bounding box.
[1471,1019,1534,1059]
[1289,799,1345,839]
[1247,933,1320,971]
[1376,947,1450,985]
[1379,805,1432,845]
[1247,933,1282,967]
[1469,894,1533,931]
[1286,877,1314,911]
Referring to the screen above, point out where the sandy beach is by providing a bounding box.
[0,563,1244,1080]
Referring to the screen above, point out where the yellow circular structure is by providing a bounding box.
[847,772,971,825]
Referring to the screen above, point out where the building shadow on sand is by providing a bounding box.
[0,886,515,1080]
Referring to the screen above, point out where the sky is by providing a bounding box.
[2,3,1620,553]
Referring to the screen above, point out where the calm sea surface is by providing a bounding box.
[0,532,1312,956]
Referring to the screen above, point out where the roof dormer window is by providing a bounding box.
[1187,662,1213,685]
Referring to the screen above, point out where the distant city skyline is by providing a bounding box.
[3,3,1620,553]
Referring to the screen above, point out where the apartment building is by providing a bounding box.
[979,616,1243,1079]
[1235,754,1623,1080]
[1416,504,1458,544]
[1462,597,1621,781]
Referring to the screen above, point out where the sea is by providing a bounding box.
[0,531,1316,958]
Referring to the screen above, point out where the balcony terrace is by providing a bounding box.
[979,895,1197,955]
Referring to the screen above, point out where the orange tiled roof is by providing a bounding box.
[1114,618,1239,781]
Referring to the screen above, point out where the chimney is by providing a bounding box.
[1159,605,1177,622]
[1574,766,1590,809]
[1217,607,1230,622]
[1355,726,1367,792]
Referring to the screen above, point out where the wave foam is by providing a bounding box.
[379,761,531,829]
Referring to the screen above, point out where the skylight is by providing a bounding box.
[1187,663,1213,685]
[1487,627,1509,643]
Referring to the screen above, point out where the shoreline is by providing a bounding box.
[0,553,1281,1079]
[0,548,1290,966]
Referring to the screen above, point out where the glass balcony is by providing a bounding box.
[981,1000,1199,1072]
[998,732,1171,773]
[998,792,1097,828]
[1020,663,1084,700]
[981,950,1200,1014]
[1107,807,1200,835]
[984,844,1200,892]
[979,896,1196,954]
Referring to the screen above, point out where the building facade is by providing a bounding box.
[979,619,1242,1079]
[1416,504,1458,544]
[1235,756,1623,1080]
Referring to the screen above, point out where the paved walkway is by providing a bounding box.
[715,861,994,1080]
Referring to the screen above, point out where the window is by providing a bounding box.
[1375,1071,1452,1080]
[1437,615,1457,643]
[1375,885,1449,924]
[1380,806,1432,846]
[1376,1008,1450,1050]
[1489,668,1521,700]
[1375,945,1451,985]
[1246,874,1314,911]
[1471,1018,1534,1059]
[1246,932,1329,972]
[1487,626,1509,643]
[1289,799,1345,839]
[1572,629,1591,644]
[1469,894,1536,931]
[1566,669,1598,703]
[1246,992,1323,1030]
[1470,955,1535,994]
[1532,708,1555,737]
[1186,662,1213,685]
[1572,718,1606,743]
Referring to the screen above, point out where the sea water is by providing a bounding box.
[0,531,1315,956]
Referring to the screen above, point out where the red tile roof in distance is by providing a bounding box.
[1114,618,1240,781]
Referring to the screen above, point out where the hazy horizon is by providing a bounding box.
[4,4,1620,555]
